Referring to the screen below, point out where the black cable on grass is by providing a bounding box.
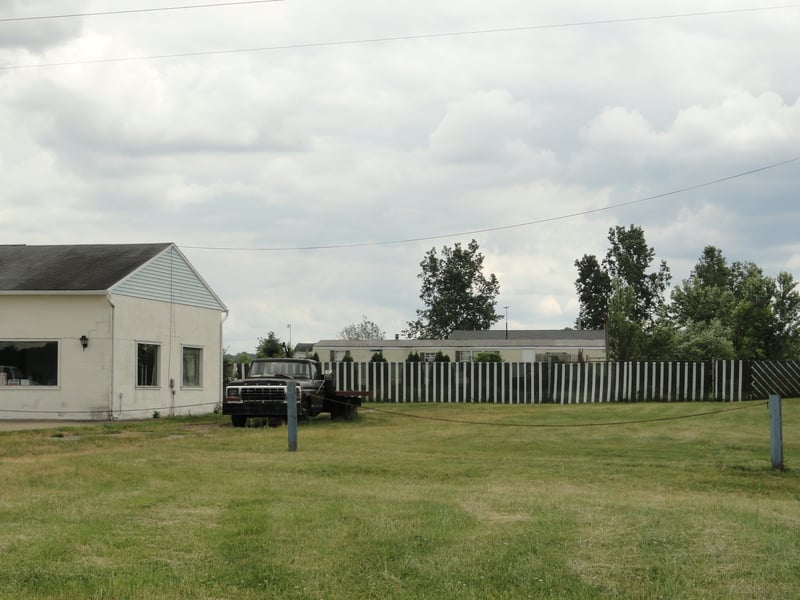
[0,398,769,426]
[360,400,768,428]
[0,401,220,416]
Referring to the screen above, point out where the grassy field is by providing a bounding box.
[1,400,798,599]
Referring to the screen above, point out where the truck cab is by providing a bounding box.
[223,358,329,427]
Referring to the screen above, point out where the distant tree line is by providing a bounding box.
[575,225,800,361]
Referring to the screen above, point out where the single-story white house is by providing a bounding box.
[0,243,228,420]
[313,329,607,363]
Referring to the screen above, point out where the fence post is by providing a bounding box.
[768,394,784,471]
[287,382,298,453]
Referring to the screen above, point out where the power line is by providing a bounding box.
[179,155,800,252]
[0,0,286,23]
[3,4,799,70]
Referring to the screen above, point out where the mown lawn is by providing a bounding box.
[1,400,798,599]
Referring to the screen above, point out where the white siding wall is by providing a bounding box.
[0,294,223,420]
[112,246,225,311]
[0,295,113,419]
[110,294,222,419]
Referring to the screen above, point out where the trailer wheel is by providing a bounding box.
[231,415,247,428]
[331,402,357,421]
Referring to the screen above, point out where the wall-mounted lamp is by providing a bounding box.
[80,335,89,351]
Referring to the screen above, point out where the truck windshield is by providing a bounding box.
[249,361,311,378]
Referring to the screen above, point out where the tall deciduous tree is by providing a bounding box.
[771,271,800,358]
[602,225,671,327]
[574,254,611,329]
[405,239,501,339]
[339,315,385,340]
[575,225,670,332]
[730,261,782,359]
[671,247,800,360]
[606,278,644,360]
[671,246,735,328]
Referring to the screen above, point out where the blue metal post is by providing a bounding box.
[768,394,783,471]
[287,382,298,452]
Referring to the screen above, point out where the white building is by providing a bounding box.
[314,329,607,363]
[0,243,228,420]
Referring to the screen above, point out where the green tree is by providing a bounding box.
[729,262,779,359]
[606,279,644,360]
[670,247,800,360]
[256,332,285,358]
[405,239,501,339]
[602,225,671,327]
[405,352,422,363]
[670,246,735,328]
[576,225,670,359]
[574,254,611,329]
[340,315,385,340]
[641,322,679,361]
[771,271,800,358]
[575,225,670,333]
[675,319,736,360]
[370,351,387,363]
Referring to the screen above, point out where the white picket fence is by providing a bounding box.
[321,360,790,403]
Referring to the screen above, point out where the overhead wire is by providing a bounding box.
[2,4,799,70]
[179,155,800,252]
[0,0,286,23]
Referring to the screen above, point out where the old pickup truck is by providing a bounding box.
[223,358,365,427]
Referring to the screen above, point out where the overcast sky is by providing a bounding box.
[2,1,798,353]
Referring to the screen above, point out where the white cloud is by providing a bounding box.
[428,90,539,163]
[1,1,799,352]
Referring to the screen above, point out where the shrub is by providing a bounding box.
[473,351,503,363]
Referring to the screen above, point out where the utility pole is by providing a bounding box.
[504,306,509,339]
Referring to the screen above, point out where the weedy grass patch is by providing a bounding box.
[0,400,798,599]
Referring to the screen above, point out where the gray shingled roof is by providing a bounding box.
[0,243,172,291]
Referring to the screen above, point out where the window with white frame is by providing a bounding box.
[455,350,474,362]
[0,341,58,386]
[182,346,203,387]
[137,343,160,387]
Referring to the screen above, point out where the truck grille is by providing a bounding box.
[240,387,286,402]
